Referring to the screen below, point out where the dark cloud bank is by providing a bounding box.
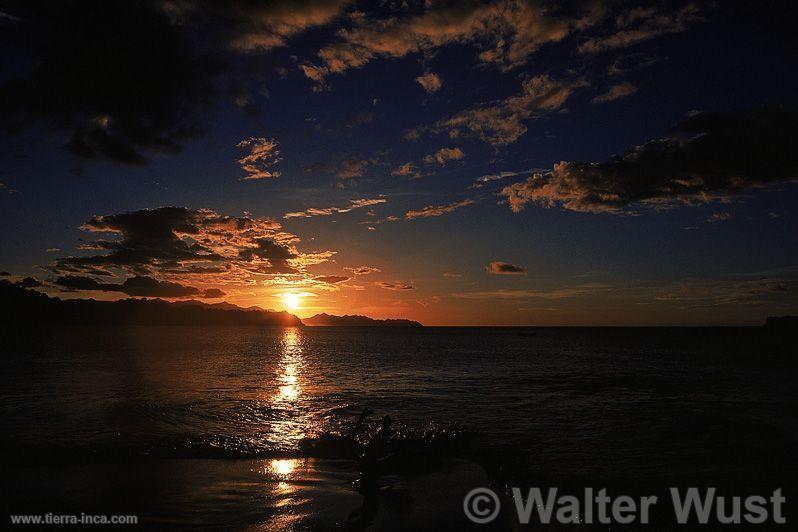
[502,107,798,213]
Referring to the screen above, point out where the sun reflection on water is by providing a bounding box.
[269,458,297,477]
[269,327,308,447]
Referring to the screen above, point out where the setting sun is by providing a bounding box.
[282,292,301,310]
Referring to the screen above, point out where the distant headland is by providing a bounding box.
[0,281,422,328]
[0,280,301,327]
[303,313,423,327]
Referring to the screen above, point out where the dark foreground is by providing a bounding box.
[2,325,796,529]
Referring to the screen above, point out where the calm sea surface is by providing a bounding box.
[2,325,796,489]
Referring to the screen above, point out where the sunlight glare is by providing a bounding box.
[282,292,301,310]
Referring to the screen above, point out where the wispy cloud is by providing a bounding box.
[391,162,421,179]
[337,157,368,179]
[378,281,414,291]
[591,81,637,103]
[423,147,465,166]
[284,196,387,218]
[578,4,701,54]
[406,199,474,220]
[237,137,282,180]
[434,75,586,146]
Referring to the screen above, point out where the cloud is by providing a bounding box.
[237,137,281,180]
[423,147,465,165]
[470,169,536,188]
[337,158,368,179]
[486,261,527,275]
[378,282,414,291]
[345,265,380,275]
[578,4,701,54]
[391,162,421,178]
[48,207,336,297]
[284,196,386,218]
[17,276,44,288]
[54,274,224,298]
[500,107,798,214]
[0,1,221,165]
[591,82,637,104]
[416,72,442,93]
[222,0,352,52]
[706,212,732,223]
[406,199,475,220]
[202,288,226,298]
[0,1,355,164]
[300,1,590,84]
[314,275,350,284]
[436,75,586,146]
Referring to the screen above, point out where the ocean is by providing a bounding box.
[2,326,796,529]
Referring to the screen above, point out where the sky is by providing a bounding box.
[1,0,797,325]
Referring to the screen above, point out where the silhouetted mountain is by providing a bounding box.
[0,280,302,327]
[170,300,271,312]
[304,313,422,327]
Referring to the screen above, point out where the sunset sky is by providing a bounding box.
[1,0,797,325]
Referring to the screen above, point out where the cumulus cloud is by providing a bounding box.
[416,72,442,93]
[436,75,586,146]
[500,107,798,214]
[423,147,465,165]
[486,261,527,275]
[392,162,421,178]
[406,199,475,220]
[578,4,701,54]
[300,0,590,84]
[591,82,637,103]
[284,196,386,218]
[237,137,281,180]
[48,207,335,298]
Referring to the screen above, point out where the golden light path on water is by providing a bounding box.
[269,327,308,450]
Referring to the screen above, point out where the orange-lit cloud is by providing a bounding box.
[435,75,586,146]
[500,107,798,213]
[378,281,413,291]
[486,261,527,275]
[284,196,386,218]
[391,162,421,178]
[591,81,637,103]
[50,207,337,297]
[406,199,474,220]
[237,137,282,180]
[423,147,465,165]
[578,4,701,54]
[345,265,380,275]
[416,72,442,93]
[300,1,586,84]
